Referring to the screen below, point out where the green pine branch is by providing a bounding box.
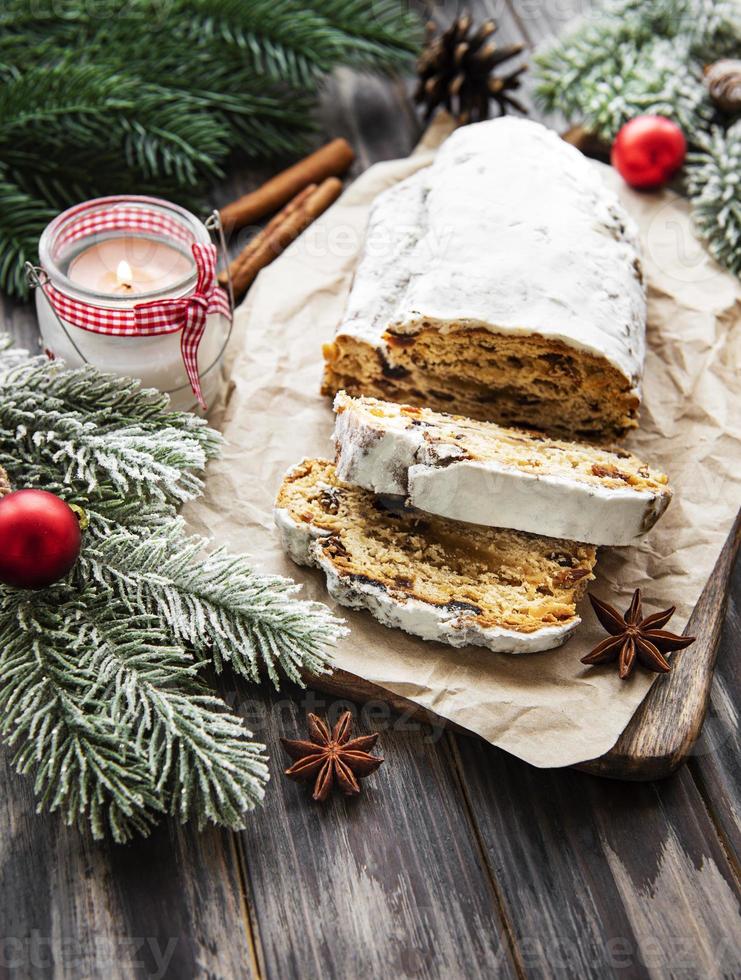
[0,62,228,190]
[0,0,420,297]
[175,0,343,87]
[0,169,57,297]
[304,0,421,68]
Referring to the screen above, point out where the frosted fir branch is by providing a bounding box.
[0,337,345,840]
[534,0,741,134]
[0,353,220,506]
[536,26,713,140]
[82,605,269,829]
[81,515,345,687]
[686,123,741,277]
[683,0,741,59]
[0,590,160,841]
[0,345,219,433]
[582,40,712,139]
[0,450,180,530]
[534,0,741,276]
[0,585,270,840]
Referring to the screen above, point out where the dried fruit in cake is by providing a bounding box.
[332,392,671,546]
[274,458,597,654]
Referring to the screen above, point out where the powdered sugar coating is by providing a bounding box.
[337,117,646,391]
[333,394,671,546]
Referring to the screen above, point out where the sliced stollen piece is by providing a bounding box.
[333,393,672,546]
[274,458,597,654]
[322,117,646,441]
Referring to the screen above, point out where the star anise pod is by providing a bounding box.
[582,589,696,680]
[281,711,383,801]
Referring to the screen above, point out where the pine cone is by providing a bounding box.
[704,59,741,114]
[414,12,527,124]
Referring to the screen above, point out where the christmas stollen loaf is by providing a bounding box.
[322,118,646,441]
[333,393,672,546]
[274,458,596,654]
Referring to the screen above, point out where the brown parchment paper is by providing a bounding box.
[184,121,741,768]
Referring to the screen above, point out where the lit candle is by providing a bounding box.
[67,236,194,295]
[35,196,231,413]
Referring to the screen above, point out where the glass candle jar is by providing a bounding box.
[33,196,232,413]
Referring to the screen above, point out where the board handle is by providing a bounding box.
[578,510,741,781]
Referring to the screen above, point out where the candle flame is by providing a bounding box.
[116,259,133,288]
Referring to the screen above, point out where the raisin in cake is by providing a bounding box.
[275,459,596,654]
[333,393,671,546]
[322,118,646,441]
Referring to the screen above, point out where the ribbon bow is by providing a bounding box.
[134,242,228,409]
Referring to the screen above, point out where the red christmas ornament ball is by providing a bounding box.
[0,489,82,589]
[611,115,686,189]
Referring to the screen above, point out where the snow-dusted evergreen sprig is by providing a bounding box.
[0,588,162,841]
[82,515,344,686]
[0,340,344,840]
[686,123,741,277]
[535,0,740,139]
[0,586,269,841]
[0,356,220,504]
[534,0,741,276]
[84,602,269,831]
[550,38,712,140]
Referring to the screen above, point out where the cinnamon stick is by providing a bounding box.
[218,183,317,287]
[228,177,343,299]
[220,138,354,231]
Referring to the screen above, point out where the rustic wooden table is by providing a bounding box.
[1,3,739,978]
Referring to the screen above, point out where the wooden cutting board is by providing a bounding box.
[305,513,739,781]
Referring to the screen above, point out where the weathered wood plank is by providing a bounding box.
[688,559,741,864]
[0,743,257,980]
[492,0,570,132]
[453,736,741,978]
[1,296,40,352]
[318,70,420,171]
[232,681,520,980]
[1,6,738,980]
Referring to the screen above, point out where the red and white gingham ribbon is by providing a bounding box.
[52,200,195,257]
[44,242,231,409]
